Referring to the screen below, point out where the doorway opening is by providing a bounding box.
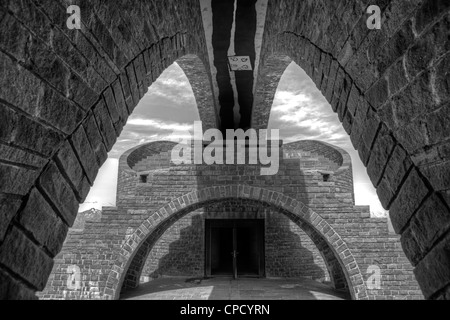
[205,219,265,278]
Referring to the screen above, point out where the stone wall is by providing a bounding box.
[0,0,448,300]
[39,140,422,300]
[140,210,205,281]
[256,0,450,299]
[265,213,330,281]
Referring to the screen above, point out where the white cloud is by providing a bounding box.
[79,159,118,212]
[126,118,194,132]
[268,61,387,216]
[145,63,195,103]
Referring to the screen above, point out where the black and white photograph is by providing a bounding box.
[0,0,448,312]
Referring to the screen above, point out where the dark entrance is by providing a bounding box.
[205,219,264,278]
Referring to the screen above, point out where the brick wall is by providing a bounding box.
[39,140,422,300]
[138,203,331,284]
[140,210,205,281]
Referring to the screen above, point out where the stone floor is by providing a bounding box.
[120,277,351,300]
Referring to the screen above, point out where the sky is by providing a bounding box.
[79,62,387,218]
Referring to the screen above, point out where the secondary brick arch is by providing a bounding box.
[104,186,368,300]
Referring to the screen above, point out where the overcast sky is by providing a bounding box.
[79,62,387,217]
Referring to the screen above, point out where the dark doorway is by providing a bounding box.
[205,219,264,278]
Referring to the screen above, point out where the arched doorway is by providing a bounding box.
[104,187,368,300]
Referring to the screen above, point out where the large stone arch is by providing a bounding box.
[0,0,216,299]
[104,185,368,300]
[251,0,450,299]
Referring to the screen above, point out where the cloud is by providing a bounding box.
[79,159,118,212]
[107,118,196,159]
[267,61,386,217]
[145,63,195,103]
[268,63,350,148]
[126,118,194,132]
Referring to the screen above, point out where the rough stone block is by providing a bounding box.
[0,268,37,300]
[70,125,99,185]
[102,86,121,127]
[0,226,54,291]
[361,108,381,151]
[386,58,408,97]
[367,126,396,187]
[125,63,140,107]
[56,140,89,201]
[389,168,430,233]
[93,100,117,152]
[410,194,450,255]
[0,144,47,169]
[133,54,146,86]
[349,98,369,150]
[83,114,108,167]
[0,50,82,134]
[119,73,133,113]
[331,67,345,110]
[394,120,429,154]
[376,20,414,76]
[0,195,22,242]
[346,83,360,116]
[0,101,64,157]
[433,53,450,105]
[383,145,413,196]
[377,178,395,209]
[414,232,450,299]
[378,101,397,132]
[38,162,79,227]
[414,0,450,35]
[111,79,129,125]
[366,77,389,110]
[337,75,352,122]
[0,162,39,196]
[18,188,68,257]
[420,160,450,192]
[392,70,435,127]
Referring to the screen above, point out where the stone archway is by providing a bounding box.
[252,0,450,299]
[0,1,215,299]
[104,186,368,300]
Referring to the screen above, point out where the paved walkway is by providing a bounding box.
[120,277,350,300]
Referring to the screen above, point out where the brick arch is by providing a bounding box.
[104,185,368,300]
[253,0,450,299]
[252,54,292,129]
[0,1,216,299]
[177,55,219,131]
[119,199,349,293]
